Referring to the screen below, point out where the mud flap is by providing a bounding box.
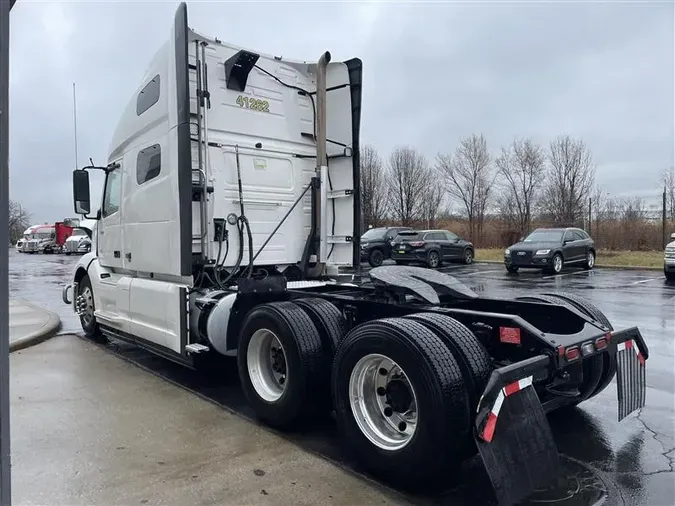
[474,356,559,506]
[616,339,646,421]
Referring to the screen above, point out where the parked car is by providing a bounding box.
[504,227,595,274]
[390,229,474,268]
[360,226,412,267]
[664,232,675,281]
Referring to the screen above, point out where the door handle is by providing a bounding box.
[114,250,120,258]
[125,252,132,261]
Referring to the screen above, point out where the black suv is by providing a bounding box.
[360,226,412,267]
[504,227,596,274]
[390,229,474,268]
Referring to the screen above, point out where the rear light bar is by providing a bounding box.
[595,337,608,350]
[565,346,580,361]
[408,241,425,247]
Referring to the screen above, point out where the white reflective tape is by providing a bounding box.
[617,342,627,352]
[518,376,533,390]
[632,340,640,356]
[492,390,505,417]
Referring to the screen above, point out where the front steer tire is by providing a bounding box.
[77,274,106,343]
[237,302,326,429]
[331,317,470,490]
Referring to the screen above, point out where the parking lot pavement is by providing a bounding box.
[11,335,409,506]
[9,251,675,505]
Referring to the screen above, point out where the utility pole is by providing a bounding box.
[1,1,15,505]
[664,186,667,250]
[588,197,592,236]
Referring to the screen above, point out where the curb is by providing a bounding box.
[476,259,664,272]
[9,300,62,353]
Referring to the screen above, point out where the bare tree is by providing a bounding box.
[359,145,388,229]
[541,135,595,225]
[420,165,445,229]
[9,199,31,244]
[495,137,545,236]
[437,133,494,242]
[387,146,431,226]
[662,166,675,220]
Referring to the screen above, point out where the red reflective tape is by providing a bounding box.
[637,352,645,366]
[499,327,521,345]
[504,381,521,396]
[482,412,498,442]
[625,340,633,350]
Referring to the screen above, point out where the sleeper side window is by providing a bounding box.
[137,144,161,185]
[136,74,160,116]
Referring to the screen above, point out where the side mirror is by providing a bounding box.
[73,169,91,215]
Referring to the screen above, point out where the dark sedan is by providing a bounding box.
[391,229,474,268]
[360,226,412,267]
[504,227,596,274]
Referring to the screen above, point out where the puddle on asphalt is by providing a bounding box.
[525,456,607,505]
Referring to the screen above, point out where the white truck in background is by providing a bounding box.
[61,4,649,505]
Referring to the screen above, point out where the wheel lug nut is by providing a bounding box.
[383,407,393,417]
[279,377,285,385]
[378,368,388,376]
[376,387,386,396]
[398,421,407,432]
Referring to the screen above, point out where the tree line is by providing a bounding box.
[8,199,30,245]
[359,134,675,250]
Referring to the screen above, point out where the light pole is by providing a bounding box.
[1,1,16,504]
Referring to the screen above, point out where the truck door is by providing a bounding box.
[98,161,124,269]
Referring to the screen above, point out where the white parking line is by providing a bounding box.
[464,270,500,276]
[631,278,662,285]
[541,270,590,280]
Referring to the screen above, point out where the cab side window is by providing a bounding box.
[102,169,122,218]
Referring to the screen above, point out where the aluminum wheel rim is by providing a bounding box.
[588,252,595,267]
[349,353,418,451]
[79,287,95,326]
[554,255,562,272]
[247,329,288,402]
[465,250,473,263]
[429,253,439,267]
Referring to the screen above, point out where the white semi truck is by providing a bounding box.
[62,4,649,505]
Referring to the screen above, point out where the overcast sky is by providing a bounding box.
[8,0,674,223]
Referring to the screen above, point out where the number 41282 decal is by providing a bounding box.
[236,95,270,113]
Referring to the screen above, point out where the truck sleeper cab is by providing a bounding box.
[62,4,648,506]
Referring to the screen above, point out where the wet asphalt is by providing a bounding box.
[9,249,675,506]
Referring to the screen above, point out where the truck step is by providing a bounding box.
[185,343,210,354]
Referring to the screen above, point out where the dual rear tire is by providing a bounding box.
[237,300,492,488]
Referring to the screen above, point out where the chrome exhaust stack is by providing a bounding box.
[316,51,331,265]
